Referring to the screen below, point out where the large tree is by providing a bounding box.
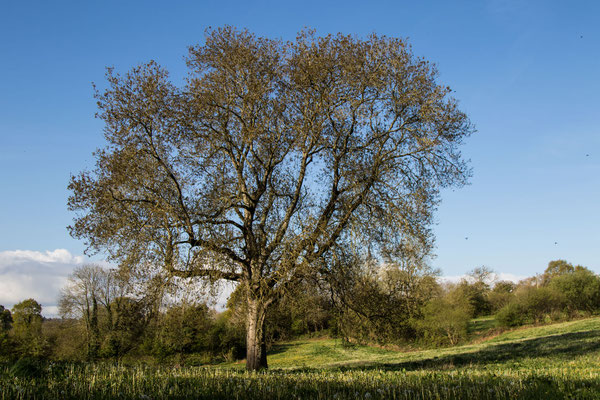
[69,27,473,370]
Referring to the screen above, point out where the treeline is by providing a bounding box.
[495,260,600,327]
[1,259,599,364]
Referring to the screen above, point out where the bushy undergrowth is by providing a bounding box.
[495,265,600,329]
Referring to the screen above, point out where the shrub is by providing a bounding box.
[417,296,473,346]
[520,286,564,323]
[495,285,565,327]
[450,281,491,317]
[549,268,600,313]
[496,303,525,327]
[488,281,516,313]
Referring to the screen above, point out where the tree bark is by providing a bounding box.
[246,297,268,371]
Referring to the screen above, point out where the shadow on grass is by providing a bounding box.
[268,342,298,356]
[295,329,600,372]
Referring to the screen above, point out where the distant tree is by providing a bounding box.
[285,281,332,336]
[542,260,575,285]
[488,280,516,312]
[493,281,516,294]
[0,305,13,358]
[549,267,600,313]
[417,294,472,346]
[451,279,491,317]
[206,309,246,361]
[0,305,12,331]
[496,263,600,327]
[456,266,496,316]
[58,264,153,360]
[378,244,442,321]
[59,264,118,359]
[328,250,440,344]
[101,296,150,358]
[513,286,565,324]
[12,299,46,357]
[467,266,495,286]
[41,318,87,361]
[68,27,473,370]
[153,302,213,356]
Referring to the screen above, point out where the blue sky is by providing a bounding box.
[0,0,599,312]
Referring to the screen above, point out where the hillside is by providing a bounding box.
[237,316,600,372]
[2,317,600,399]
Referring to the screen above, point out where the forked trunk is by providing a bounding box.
[246,297,268,371]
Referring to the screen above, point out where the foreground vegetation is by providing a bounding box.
[2,317,600,399]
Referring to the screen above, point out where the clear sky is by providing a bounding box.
[1,0,598,315]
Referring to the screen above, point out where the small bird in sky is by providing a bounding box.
[554,242,558,245]
[586,154,590,157]
[465,237,468,240]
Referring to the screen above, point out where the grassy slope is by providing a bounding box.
[3,318,600,399]
[228,316,600,372]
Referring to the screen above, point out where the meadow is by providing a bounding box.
[2,317,600,399]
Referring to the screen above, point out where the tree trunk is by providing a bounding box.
[89,297,100,359]
[246,297,268,371]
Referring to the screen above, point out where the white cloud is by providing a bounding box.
[0,249,85,318]
[440,272,528,285]
[213,281,236,311]
[0,249,84,266]
[494,272,529,283]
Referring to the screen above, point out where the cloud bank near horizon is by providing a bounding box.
[440,272,528,284]
[0,249,85,317]
[0,249,234,318]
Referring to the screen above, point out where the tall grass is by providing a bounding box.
[2,363,599,399]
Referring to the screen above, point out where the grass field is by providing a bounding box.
[2,317,600,399]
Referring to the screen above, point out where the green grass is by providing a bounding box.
[2,317,600,399]
[248,316,600,372]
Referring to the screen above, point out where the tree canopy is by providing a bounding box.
[11,299,45,357]
[68,27,473,370]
